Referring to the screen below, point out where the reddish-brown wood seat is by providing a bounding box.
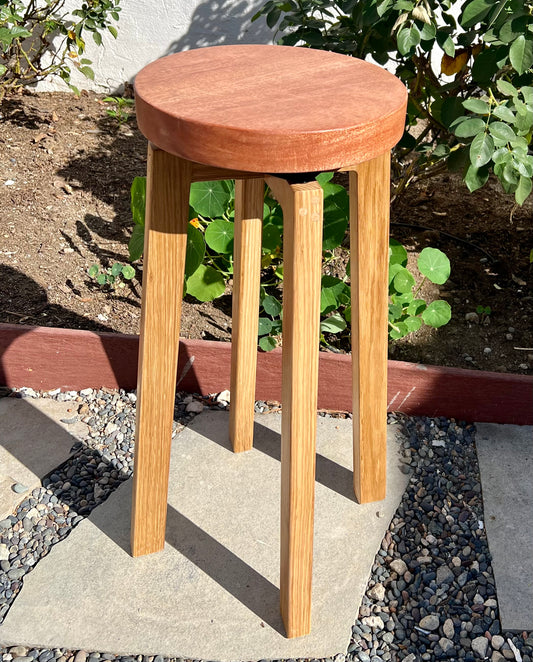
[131,44,407,641]
[134,44,407,173]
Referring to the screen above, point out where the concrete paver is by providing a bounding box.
[0,411,409,660]
[0,397,88,520]
[476,422,533,631]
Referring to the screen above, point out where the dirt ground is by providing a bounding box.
[0,91,532,375]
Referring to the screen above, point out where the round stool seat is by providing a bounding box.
[134,45,407,173]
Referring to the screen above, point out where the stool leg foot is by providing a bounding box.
[267,177,323,638]
[349,152,390,504]
[131,148,191,557]
[229,178,264,452]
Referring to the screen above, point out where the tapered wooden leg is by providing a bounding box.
[267,176,323,638]
[131,147,192,557]
[229,178,264,452]
[349,152,390,504]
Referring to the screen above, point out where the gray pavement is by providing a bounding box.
[0,398,87,520]
[0,409,409,659]
[475,422,533,632]
[1,396,532,654]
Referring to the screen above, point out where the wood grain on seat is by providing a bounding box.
[135,45,407,173]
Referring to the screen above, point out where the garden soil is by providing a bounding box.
[0,91,532,376]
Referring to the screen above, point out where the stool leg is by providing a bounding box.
[267,176,323,638]
[131,147,191,557]
[348,152,390,504]
[229,178,264,452]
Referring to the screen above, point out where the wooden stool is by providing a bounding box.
[131,44,407,638]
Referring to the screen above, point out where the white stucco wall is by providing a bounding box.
[39,0,272,92]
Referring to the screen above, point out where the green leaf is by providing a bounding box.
[496,79,518,97]
[262,223,281,253]
[185,224,206,278]
[205,218,234,254]
[258,317,273,336]
[509,35,533,75]
[121,264,135,280]
[417,247,451,284]
[108,25,118,38]
[315,172,334,185]
[92,31,102,45]
[320,275,347,314]
[454,117,485,138]
[320,313,347,334]
[465,164,490,192]
[185,264,226,301]
[489,121,516,142]
[259,335,277,351]
[0,64,6,76]
[189,180,231,218]
[469,132,494,167]
[389,239,408,266]
[407,299,426,316]
[515,175,533,205]
[97,273,106,286]
[262,295,282,317]
[88,264,99,278]
[389,322,408,340]
[397,24,421,56]
[130,177,146,227]
[128,224,145,262]
[79,66,95,80]
[321,182,349,250]
[461,0,493,28]
[462,98,490,114]
[392,267,416,294]
[111,262,122,276]
[405,316,422,332]
[492,105,515,122]
[422,300,452,327]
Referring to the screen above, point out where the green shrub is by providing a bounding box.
[0,0,121,100]
[253,0,533,205]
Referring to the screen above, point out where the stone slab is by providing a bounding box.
[476,422,533,631]
[0,411,409,660]
[0,397,88,520]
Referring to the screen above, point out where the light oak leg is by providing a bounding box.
[349,152,390,504]
[267,176,323,638]
[229,178,264,452]
[131,147,192,557]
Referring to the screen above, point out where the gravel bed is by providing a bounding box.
[0,387,531,662]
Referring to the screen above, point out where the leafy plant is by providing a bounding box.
[253,0,533,205]
[88,261,135,288]
[0,0,121,100]
[388,240,451,339]
[103,95,134,125]
[476,303,492,323]
[130,174,452,350]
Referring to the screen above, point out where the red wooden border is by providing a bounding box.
[0,323,531,425]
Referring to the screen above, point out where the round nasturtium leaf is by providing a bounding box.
[111,262,123,277]
[258,317,273,336]
[389,321,408,340]
[262,295,282,317]
[405,316,422,333]
[189,180,231,218]
[185,264,226,302]
[389,239,408,266]
[262,223,281,253]
[392,267,416,294]
[259,335,277,352]
[422,300,452,328]
[205,218,234,254]
[121,264,135,280]
[185,224,206,278]
[418,247,451,284]
[320,312,347,334]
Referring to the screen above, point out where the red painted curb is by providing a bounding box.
[0,323,531,425]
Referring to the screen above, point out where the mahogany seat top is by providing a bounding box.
[134,45,407,173]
